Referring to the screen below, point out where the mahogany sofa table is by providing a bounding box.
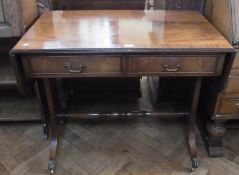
[10,10,234,173]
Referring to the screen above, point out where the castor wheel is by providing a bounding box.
[191,158,199,171]
[48,160,55,174]
[50,169,54,174]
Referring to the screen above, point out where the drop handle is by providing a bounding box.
[64,63,86,73]
[162,64,182,72]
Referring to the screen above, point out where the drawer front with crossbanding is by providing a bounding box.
[22,54,226,78]
[126,55,225,76]
[22,55,122,77]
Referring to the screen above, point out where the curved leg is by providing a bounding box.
[48,117,58,174]
[189,78,202,171]
[34,80,49,139]
[43,79,58,174]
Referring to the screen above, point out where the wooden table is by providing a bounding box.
[10,10,234,173]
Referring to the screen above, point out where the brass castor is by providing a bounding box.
[191,158,199,171]
[48,160,55,174]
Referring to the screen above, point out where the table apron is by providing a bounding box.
[21,53,226,78]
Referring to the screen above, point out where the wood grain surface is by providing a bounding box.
[12,10,233,52]
[21,54,226,78]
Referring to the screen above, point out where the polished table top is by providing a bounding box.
[13,10,233,53]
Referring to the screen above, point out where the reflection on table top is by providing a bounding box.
[13,10,233,52]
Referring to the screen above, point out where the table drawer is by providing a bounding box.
[23,55,122,77]
[224,75,239,94]
[127,55,225,76]
[218,98,239,115]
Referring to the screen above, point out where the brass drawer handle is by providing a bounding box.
[162,64,182,72]
[64,63,86,73]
